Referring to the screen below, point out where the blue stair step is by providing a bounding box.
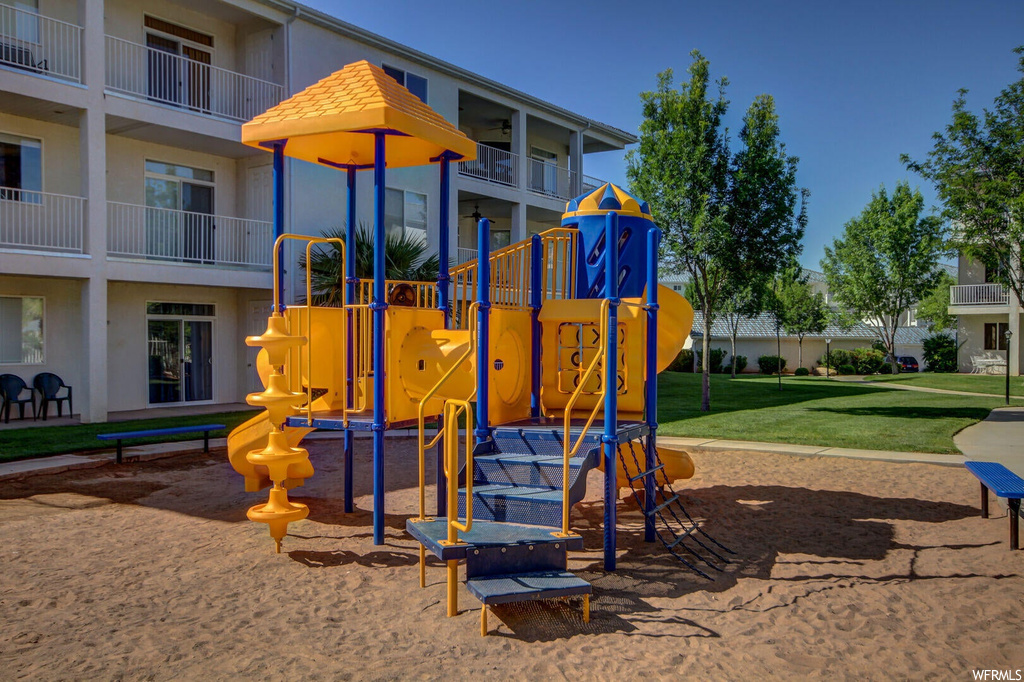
[472,452,592,488]
[466,570,591,606]
[406,518,581,561]
[459,484,566,527]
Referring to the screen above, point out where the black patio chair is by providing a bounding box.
[33,372,72,420]
[0,374,37,423]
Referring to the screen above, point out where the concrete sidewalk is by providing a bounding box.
[833,375,1024,400]
[954,407,1024,478]
[1,429,965,483]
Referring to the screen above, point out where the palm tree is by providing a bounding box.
[300,224,440,306]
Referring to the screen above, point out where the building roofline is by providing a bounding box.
[257,0,637,146]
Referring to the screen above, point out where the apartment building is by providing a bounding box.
[948,255,1021,374]
[0,0,635,422]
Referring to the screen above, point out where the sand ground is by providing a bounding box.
[1,438,1022,680]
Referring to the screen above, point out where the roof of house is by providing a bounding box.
[241,60,476,168]
[690,312,932,346]
[262,0,637,146]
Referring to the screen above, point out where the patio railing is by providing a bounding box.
[0,4,81,82]
[107,202,272,268]
[0,187,84,253]
[104,36,283,123]
[527,158,576,201]
[458,143,518,187]
[950,283,1009,306]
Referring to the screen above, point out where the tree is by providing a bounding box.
[300,224,439,306]
[628,52,806,411]
[821,182,944,372]
[778,274,828,368]
[904,47,1024,309]
[720,284,763,378]
[916,271,957,333]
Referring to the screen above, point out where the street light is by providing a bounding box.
[825,338,832,379]
[1005,329,1013,405]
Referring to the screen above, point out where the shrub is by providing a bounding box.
[850,347,885,374]
[819,348,851,369]
[922,333,958,372]
[723,355,748,374]
[879,362,894,374]
[758,355,787,374]
[696,347,727,374]
[838,363,856,375]
[794,367,810,376]
[668,349,694,372]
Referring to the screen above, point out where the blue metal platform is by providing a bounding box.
[406,518,582,561]
[466,571,591,606]
[284,411,439,431]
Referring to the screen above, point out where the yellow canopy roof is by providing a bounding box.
[241,60,476,169]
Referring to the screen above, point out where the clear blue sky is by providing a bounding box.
[304,0,1023,269]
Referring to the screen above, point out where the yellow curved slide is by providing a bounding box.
[655,285,694,373]
[605,444,695,489]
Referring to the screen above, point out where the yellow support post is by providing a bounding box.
[583,594,590,623]
[446,559,458,617]
[419,545,426,589]
[480,605,487,636]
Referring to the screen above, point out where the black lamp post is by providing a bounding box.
[1005,329,1013,405]
[826,338,832,379]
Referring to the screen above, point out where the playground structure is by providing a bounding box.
[229,60,729,632]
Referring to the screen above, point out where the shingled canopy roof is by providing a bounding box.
[241,60,476,169]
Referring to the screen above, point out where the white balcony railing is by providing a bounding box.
[950,283,1009,306]
[0,4,81,82]
[527,158,576,201]
[457,247,477,264]
[104,36,283,123]
[107,202,272,268]
[0,188,84,253]
[581,175,607,194]
[458,143,518,187]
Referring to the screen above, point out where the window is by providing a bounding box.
[0,132,42,201]
[0,296,43,364]
[984,322,1009,351]
[383,64,427,103]
[385,188,427,243]
[145,160,215,262]
[147,301,214,404]
[144,16,213,110]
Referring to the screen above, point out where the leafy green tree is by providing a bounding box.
[916,271,957,333]
[300,225,439,306]
[821,182,944,372]
[720,284,763,378]
[779,276,828,369]
[628,52,806,411]
[904,47,1024,308]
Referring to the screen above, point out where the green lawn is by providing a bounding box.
[0,411,259,463]
[657,373,1018,454]
[863,372,1024,396]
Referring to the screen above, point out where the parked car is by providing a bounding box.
[897,356,919,373]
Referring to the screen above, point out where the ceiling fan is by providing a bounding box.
[462,204,484,223]
[486,119,511,136]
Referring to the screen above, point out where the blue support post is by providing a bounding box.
[475,218,491,444]
[344,167,357,514]
[436,156,452,516]
[644,227,660,542]
[371,133,387,545]
[272,143,286,312]
[529,233,543,419]
[603,211,619,571]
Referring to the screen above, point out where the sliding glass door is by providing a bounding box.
[147,303,214,405]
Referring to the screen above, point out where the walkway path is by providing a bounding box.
[954,406,1024,478]
[832,375,1024,400]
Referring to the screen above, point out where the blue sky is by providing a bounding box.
[304,0,1023,269]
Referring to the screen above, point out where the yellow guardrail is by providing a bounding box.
[415,303,479,522]
[555,298,610,538]
[355,279,438,308]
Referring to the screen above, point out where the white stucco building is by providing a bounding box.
[949,255,1020,375]
[0,0,635,422]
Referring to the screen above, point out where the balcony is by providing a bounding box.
[950,283,1009,306]
[527,158,576,201]
[107,202,272,268]
[0,4,81,83]
[104,36,283,124]
[458,143,518,187]
[0,188,85,253]
[581,174,607,194]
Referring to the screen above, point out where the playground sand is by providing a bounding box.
[1,439,1021,680]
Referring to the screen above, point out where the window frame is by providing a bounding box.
[984,322,1010,351]
[0,130,44,202]
[382,63,428,103]
[145,299,217,406]
[385,187,428,244]
[0,295,45,365]
[144,159,216,212]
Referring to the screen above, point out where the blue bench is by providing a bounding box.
[97,424,225,464]
[964,461,1024,550]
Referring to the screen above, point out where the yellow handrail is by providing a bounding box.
[556,299,610,537]
[444,400,474,538]
[415,303,479,522]
[271,235,347,426]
